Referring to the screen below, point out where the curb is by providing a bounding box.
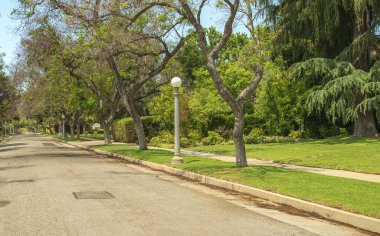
[56,139,380,234]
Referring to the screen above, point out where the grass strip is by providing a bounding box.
[96,144,380,219]
[188,137,380,174]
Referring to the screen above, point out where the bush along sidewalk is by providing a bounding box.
[59,140,380,234]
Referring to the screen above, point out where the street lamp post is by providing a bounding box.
[171,77,184,164]
[62,114,66,138]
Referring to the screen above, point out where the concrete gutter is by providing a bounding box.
[57,139,380,234]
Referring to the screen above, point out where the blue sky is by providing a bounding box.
[0,0,20,67]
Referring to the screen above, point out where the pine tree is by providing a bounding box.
[281,0,380,137]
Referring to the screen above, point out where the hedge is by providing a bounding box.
[112,116,160,143]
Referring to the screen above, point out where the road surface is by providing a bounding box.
[0,135,370,235]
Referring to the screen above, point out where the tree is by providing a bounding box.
[153,1,269,167]
[276,0,380,137]
[16,0,185,149]
[0,54,18,129]
[291,58,380,137]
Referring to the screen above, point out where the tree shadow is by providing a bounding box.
[0,147,20,152]
[0,143,26,148]
[0,201,10,207]
[0,165,34,171]
[0,179,35,184]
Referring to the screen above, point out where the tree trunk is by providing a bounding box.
[58,120,62,135]
[352,91,379,137]
[101,121,112,145]
[70,121,75,138]
[76,122,80,139]
[121,94,147,150]
[351,4,379,137]
[233,109,248,167]
[353,111,379,137]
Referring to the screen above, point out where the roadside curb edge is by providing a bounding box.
[55,138,380,234]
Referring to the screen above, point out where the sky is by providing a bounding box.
[0,0,20,67]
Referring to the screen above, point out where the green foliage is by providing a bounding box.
[148,85,191,131]
[201,131,224,146]
[248,128,264,137]
[339,128,350,137]
[187,129,202,146]
[291,58,380,125]
[319,125,341,138]
[245,134,294,144]
[0,72,17,121]
[180,137,191,148]
[189,69,231,132]
[288,130,302,140]
[112,116,159,143]
[148,131,191,148]
[149,130,174,147]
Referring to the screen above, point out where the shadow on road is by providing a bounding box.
[0,179,35,184]
[0,148,22,152]
[0,143,26,147]
[0,165,35,171]
[0,201,10,207]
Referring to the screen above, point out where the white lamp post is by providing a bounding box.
[62,114,66,138]
[171,77,184,164]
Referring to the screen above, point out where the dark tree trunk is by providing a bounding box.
[69,121,75,138]
[353,92,379,137]
[121,94,147,150]
[352,90,379,138]
[353,111,379,137]
[58,120,62,135]
[76,122,80,139]
[233,110,248,167]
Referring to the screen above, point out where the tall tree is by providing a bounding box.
[16,0,185,149]
[150,1,270,167]
[280,0,380,137]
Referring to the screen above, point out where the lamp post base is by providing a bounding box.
[171,155,184,164]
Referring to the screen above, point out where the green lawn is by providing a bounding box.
[188,137,380,174]
[96,144,380,219]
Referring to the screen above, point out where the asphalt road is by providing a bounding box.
[0,135,370,236]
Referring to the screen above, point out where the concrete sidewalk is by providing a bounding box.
[71,140,380,184]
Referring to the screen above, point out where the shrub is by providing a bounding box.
[207,131,224,144]
[187,129,202,145]
[180,137,191,148]
[112,116,160,143]
[249,128,264,137]
[201,131,224,145]
[245,135,294,144]
[339,128,350,137]
[201,137,210,145]
[149,130,174,147]
[288,130,301,140]
[319,125,341,138]
[245,128,265,144]
[245,135,264,144]
[225,139,234,145]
